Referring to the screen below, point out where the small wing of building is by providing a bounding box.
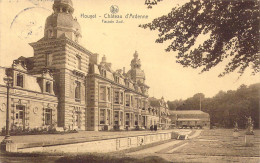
[148,97,171,129]
[0,59,58,131]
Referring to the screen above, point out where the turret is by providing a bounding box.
[44,0,81,43]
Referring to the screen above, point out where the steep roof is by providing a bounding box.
[148,97,160,107]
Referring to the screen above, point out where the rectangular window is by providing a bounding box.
[16,105,25,126]
[75,81,81,101]
[107,87,111,101]
[107,109,110,124]
[100,86,106,101]
[45,109,52,125]
[126,113,130,119]
[114,91,119,104]
[142,116,145,127]
[114,111,119,125]
[125,113,130,126]
[135,114,138,126]
[120,112,123,125]
[120,92,123,104]
[77,56,81,70]
[135,98,138,108]
[75,110,81,128]
[125,94,130,106]
[100,109,105,124]
[46,82,51,93]
[142,101,145,110]
[16,74,23,87]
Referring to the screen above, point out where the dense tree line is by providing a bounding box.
[167,83,260,129]
[140,0,259,76]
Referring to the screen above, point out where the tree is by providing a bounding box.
[168,83,260,128]
[140,0,259,76]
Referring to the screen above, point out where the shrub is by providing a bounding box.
[104,125,108,131]
[113,125,120,131]
[0,125,78,136]
[135,126,140,130]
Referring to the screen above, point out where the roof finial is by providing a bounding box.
[134,50,138,58]
[101,55,106,63]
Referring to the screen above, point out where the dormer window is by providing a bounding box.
[16,74,24,88]
[115,76,119,83]
[126,81,129,87]
[101,69,106,78]
[46,81,51,93]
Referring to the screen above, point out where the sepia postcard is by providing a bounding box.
[0,0,259,162]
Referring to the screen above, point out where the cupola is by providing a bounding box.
[44,0,81,43]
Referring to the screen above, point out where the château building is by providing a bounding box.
[0,0,170,131]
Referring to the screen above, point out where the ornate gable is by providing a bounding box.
[12,60,27,72]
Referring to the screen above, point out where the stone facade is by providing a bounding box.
[0,63,58,131]
[87,53,153,131]
[0,0,170,131]
[149,97,171,129]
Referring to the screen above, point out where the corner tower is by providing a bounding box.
[29,0,91,130]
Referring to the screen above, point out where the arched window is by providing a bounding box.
[46,81,51,93]
[75,81,81,101]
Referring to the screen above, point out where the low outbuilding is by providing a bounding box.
[169,110,210,129]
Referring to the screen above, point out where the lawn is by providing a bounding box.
[1,129,259,163]
[156,129,260,163]
[177,129,260,157]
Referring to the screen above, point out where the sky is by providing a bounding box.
[0,0,259,101]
